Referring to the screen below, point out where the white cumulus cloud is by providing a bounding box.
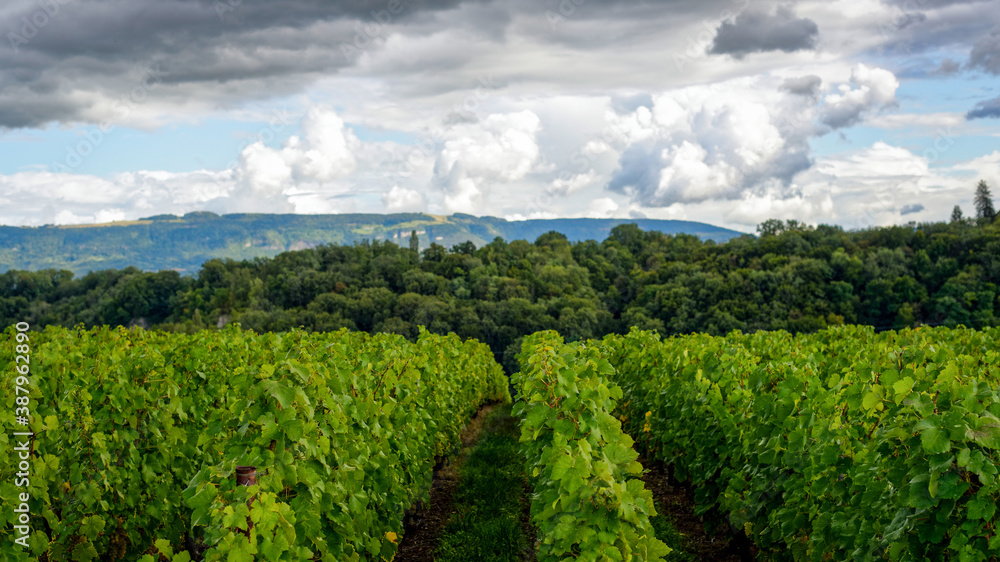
[231,106,360,212]
[433,110,542,214]
[383,185,426,212]
[819,64,899,129]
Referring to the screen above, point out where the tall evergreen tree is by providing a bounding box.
[975,179,996,222]
[409,230,419,253]
[951,205,963,223]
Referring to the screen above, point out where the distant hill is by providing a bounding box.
[0,212,746,275]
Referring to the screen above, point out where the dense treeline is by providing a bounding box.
[3,218,1000,372]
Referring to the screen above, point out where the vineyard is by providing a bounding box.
[0,325,509,561]
[604,325,1000,561]
[2,323,1000,560]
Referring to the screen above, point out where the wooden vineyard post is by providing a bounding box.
[235,466,257,538]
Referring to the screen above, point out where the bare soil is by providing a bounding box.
[638,453,758,561]
[518,472,537,562]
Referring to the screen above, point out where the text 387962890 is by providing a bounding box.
[11,322,32,549]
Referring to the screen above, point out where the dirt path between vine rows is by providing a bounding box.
[638,453,757,561]
[395,402,501,562]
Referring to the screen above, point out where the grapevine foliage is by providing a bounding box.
[514,331,670,561]
[605,325,1000,561]
[0,325,509,561]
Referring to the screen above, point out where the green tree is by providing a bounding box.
[607,224,644,255]
[757,218,786,237]
[951,205,963,223]
[452,240,477,256]
[409,230,419,254]
[975,179,996,223]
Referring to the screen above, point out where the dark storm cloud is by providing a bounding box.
[900,203,924,215]
[869,0,999,59]
[968,29,1000,74]
[781,75,822,97]
[930,58,961,75]
[1,0,996,132]
[766,149,813,187]
[607,142,663,204]
[709,6,818,58]
[0,0,772,130]
[0,0,482,128]
[967,96,1000,119]
[4,0,475,61]
[880,0,992,10]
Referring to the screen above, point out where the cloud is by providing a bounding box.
[703,140,979,230]
[0,0,489,129]
[0,0,980,138]
[382,185,425,212]
[587,197,619,218]
[232,143,296,212]
[656,141,745,202]
[781,75,823,97]
[604,67,898,209]
[952,150,1000,189]
[966,96,1000,120]
[228,106,359,211]
[870,0,998,58]
[709,5,819,58]
[867,112,963,128]
[292,107,359,181]
[550,170,597,196]
[0,105,373,225]
[722,187,835,228]
[2,0,999,233]
[0,168,232,226]
[433,110,541,214]
[816,141,928,179]
[620,135,992,231]
[608,91,812,205]
[610,93,654,114]
[52,210,87,225]
[930,58,962,76]
[48,207,130,226]
[819,64,899,129]
[968,28,1000,74]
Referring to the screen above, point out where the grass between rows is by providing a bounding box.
[433,403,534,561]
[431,403,697,561]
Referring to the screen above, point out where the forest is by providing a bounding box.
[3,212,1000,373]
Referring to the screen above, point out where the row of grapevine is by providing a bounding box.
[604,325,1000,561]
[0,324,510,561]
[514,331,669,561]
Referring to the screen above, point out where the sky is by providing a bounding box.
[1,0,999,233]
